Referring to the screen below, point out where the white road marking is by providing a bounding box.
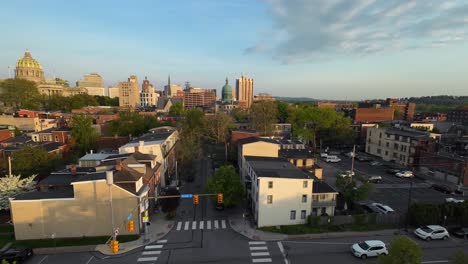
[421,261,449,264]
[214,220,219,229]
[207,220,212,229]
[252,258,272,263]
[249,241,266,245]
[137,257,158,262]
[221,219,227,228]
[192,221,197,230]
[184,221,190,230]
[85,256,94,264]
[277,241,289,264]
[250,246,268,251]
[157,239,167,244]
[199,220,204,229]
[251,252,270,257]
[145,245,163,249]
[142,251,161,255]
[176,221,182,231]
[37,256,48,264]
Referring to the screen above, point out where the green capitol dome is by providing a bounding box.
[221,77,233,103]
[15,50,45,83]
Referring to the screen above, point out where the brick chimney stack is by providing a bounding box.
[115,159,122,171]
[71,164,77,175]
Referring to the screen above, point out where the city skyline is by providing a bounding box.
[1,0,467,100]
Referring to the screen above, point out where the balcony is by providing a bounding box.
[312,200,337,207]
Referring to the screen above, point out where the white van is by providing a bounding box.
[326,156,341,163]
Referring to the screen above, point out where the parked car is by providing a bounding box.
[215,203,225,211]
[449,227,468,239]
[386,168,402,175]
[320,153,328,158]
[395,171,414,178]
[414,225,449,241]
[0,247,33,263]
[356,155,372,162]
[431,184,454,194]
[326,156,341,163]
[367,176,382,183]
[446,197,465,203]
[371,203,395,214]
[370,161,382,166]
[344,152,355,158]
[339,170,355,178]
[350,240,388,259]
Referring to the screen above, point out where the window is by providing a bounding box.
[301,210,307,219]
[393,153,398,158]
[303,181,309,188]
[267,195,273,204]
[268,181,273,188]
[379,132,382,138]
[378,140,381,146]
[312,195,318,201]
[386,142,389,147]
[394,143,399,150]
[377,148,381,154]
[319,194,327,200]
[385,150,388,156]
[302,195,307,203]
[290,210,296,220]
[55,135,59,142]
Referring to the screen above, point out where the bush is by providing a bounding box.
[307,215,321,227]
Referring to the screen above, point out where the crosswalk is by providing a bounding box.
[137,239,167,263]
[249,241,272,263]
[175,219,228,231]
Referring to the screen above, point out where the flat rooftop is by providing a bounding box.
[245,156,310,179]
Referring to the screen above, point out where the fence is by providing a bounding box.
[308,213,404,227]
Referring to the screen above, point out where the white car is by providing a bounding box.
[326,156,341,163]
[445,197,465,203]
[371,203,395,214]
[339,170,355,178]
[351,240,388,259]
[320,153,328,158]
[395,171,414,178]
[414,225,450,241]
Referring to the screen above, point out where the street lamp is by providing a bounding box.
[106,171,115,240]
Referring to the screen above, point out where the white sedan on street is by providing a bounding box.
[395,170,414,178]
[414,225,450,241]
[351,240,388,259]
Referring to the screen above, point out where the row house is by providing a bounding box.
[31,127,72,144]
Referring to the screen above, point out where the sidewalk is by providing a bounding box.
[229,216,399,241]
[95,212,174,255]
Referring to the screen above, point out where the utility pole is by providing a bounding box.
[8,155,12,177]
[351,144,356,173]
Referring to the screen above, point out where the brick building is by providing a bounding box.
[353,107,394,123]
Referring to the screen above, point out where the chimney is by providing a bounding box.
[90,149,93,154]
[115,159,122,171]
[71,164,77,175]
[134,146,139,152]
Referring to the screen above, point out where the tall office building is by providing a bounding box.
[183,88,216,111]
[108,86,119,98]
[140,77,159,107]
[118,75,140,108]
[236,76,254,109]
[76,73,105,96]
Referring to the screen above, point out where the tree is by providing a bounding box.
[335,177,372,209]
[0,78,40,110]
[450,250,468,264]
[276,101,289,123]
[0,174,36,210]
[70,114,99,154]
[205,165,244,208]
[11,146,59,176]
[159,187,180,219]
[94,96,119,106]
[180,108,206,143]
[379,236,422,264]
[249,101,278,136]
[231,108,248,123]
[206,112,235,161]
[169,102,184,116]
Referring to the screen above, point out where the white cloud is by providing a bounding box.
[249,0,468,63]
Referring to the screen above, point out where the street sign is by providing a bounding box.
[127,213,133,221]
[181,194,193,198]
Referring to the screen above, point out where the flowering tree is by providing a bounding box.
[0,174,36,210]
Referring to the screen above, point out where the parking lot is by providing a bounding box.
[317,152,465,215]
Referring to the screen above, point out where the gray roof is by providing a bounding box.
[245,156,310,179]
[279,149,314,159]
[130,132,173,143]
[35,127,72,133]
[238,137,279,146]
[385,127,429,139]
[1,135,31,144]
[313,181,338,194]
[13,189,74,200]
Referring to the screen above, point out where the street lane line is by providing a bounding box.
[184,221,189,230]
[207,220,212,229]
[157,239,167,244]
[137,257,158,262]
[145,245,163,249]
[192,221,197,230]
[277,241,289,264]
[176,221,182,231]
[249,241,266,245]
[251,252,270,257]
[250,246,268,251]
[142,251,161,255]
[199,220,204,229]
[214,220,219,229]
[421,261,449,263]
[85,256,94,264]
[252,258,272,263]
[221,219,227,228]
[37,256,48,264]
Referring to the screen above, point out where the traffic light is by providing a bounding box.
[110,240,119,253]
[193,194,199,204]
[127,220,134,232]
[217,193,223,204]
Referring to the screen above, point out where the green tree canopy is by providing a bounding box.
[108,111,166,137]
[70,114,99,154]
[249,101,278,136]
[335,177,372,208]
[180,108,207,143]
[207,112,235,161]
[379,236,422,264]
[231,108,249,123]
[276,101,290,123]
[169,102,184,116]
[205,165,244,207]
[94,95,119,106]
[0,78,40,110]
[11,146,59,176]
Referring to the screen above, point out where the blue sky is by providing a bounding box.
[1,0,467,100]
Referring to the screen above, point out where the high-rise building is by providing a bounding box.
[236,76,254,109]
[15,50,45,83]
[221,78,233,103]
[140,77,159,107]
[76,73,105,96]
[108,86,119,98]
[386,98,416,121]
[183,87,216,111]
[118,75,140,108]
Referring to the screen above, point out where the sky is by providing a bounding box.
[0,0,467,100]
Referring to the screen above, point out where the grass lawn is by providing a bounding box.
[0,234,139,249]
[258,224,392,235]
[0,225,14,233]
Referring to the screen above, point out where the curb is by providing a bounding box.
[34,245,96,255]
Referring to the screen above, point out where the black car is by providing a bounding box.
[355,155,372,162]
[215,203,225,211]
[0,247,33,263]
[450,227,468,238]
[431,184,454,194]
